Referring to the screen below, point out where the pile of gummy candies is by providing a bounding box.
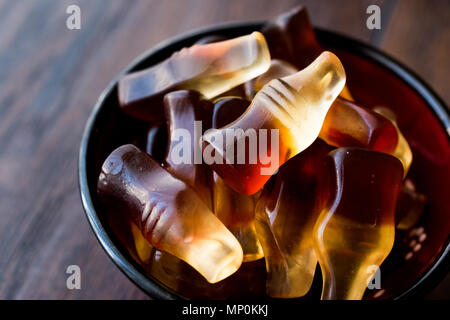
[97,6,426,300]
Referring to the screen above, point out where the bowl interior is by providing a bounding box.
[80,23,450,300]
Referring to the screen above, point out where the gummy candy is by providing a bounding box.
[245,59,298,100]
[97,144,243,283]
[164,90,213,208]
[262,5,322,70]
[396,179,426,230]
[146,124,167,162]
[118,32,270,122]
[202,51,346,195]
[212,97,264,262]
[313,148,403,300]
[255,140,333,297]
[195,35,228,45]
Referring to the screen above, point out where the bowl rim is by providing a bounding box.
[78,21,450,300]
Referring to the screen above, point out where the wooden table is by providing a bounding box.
[0,0,448,299]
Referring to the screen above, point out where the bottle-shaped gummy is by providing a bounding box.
[202,51,346,195]
[255,140,333,298]
[97,144,243,283]
[211,97,264,262]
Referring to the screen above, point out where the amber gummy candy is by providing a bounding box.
[202,51,346,195]
[146,124,167,162]
[255,140,333,298]
[212,97,263,262]
[313,148,403,300]
[164,90,213,208]
[143,115,205,293]
[261,5,353,101]
[320,98,398,154]
[262,5,322,70]
[118,32,270,122]
[373,106,413,176]
[97,144,243,283]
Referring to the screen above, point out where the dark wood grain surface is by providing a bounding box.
[0,0,448,299]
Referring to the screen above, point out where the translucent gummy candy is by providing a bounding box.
[97,144,243,283]
[313,148,403,300]
[320,98,399,154]
[202,51,346,195]
[130,221,153,263]
[255,140,333,298]
[373,106,413,176]
[212,97,264,262]
[118,32,271,121]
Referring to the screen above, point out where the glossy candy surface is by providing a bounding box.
[146,124,167,162]
[255,140,333,298]
[146,249,266,299]
[202,51,346,195]
[118,32,270,122]
[97,144,243,283]
[245,59,298,100]
[373,106,413,176]
[320,98,398,154]
[130,221,153,263]
[212,97,263,262]
[164,90,213,208]
[262,5,322,70]
[313,148,404,300]
[262,5,353,101]
[195,35,228,45]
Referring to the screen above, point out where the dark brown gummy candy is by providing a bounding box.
[211,96,263,261]
[313,147,404,300]
[320,98,399,154]
[255,139,334,298]
[262,5,322,70]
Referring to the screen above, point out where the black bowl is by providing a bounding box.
[79,22,450,300]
